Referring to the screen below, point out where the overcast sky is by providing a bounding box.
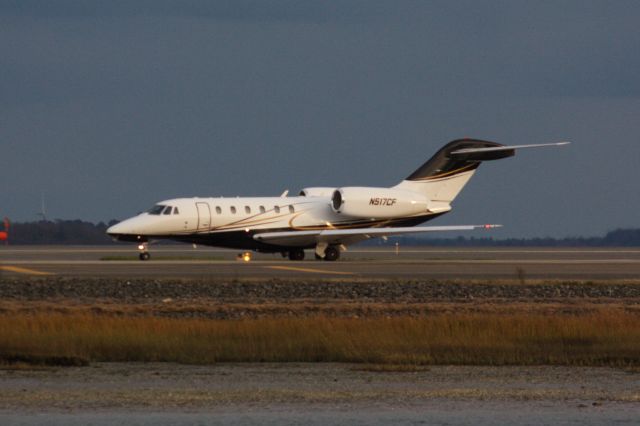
[1,1,639,238]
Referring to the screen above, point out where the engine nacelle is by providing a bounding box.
[299,187,336,197]
[331,187,428,219]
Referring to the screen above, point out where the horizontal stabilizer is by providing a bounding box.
[450,142,570,156]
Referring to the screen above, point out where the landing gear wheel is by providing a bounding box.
[324,246,340,261]
[288,249,305,261]
[139,252,150,261]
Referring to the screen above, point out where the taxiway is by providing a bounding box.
[1,246,640,280]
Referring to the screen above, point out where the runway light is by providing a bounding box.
[242,252,252,262]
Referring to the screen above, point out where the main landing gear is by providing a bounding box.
[138,243,150,261]
[288,248,305,261]
[285,246,341,261]
[323,246,340,261]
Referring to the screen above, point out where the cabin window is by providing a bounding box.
[289,205,295,213]
[259,206,266,214]
[230,206,236,214]
[148,205,165,215]
[245,206,251,214]
[173,207,180,215]
[215,206,222,214]
[274,206,280,214]
[163,206,173,215]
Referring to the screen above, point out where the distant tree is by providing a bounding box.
[9,220,117,245]
[602,229,640,246]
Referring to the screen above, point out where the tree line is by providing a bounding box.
[2,220,640,246]
[392,228,640,247]
[4,220,118,245]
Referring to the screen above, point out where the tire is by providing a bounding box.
[139,252,150,261]
[324,246,340,261]
[288,249,305,261]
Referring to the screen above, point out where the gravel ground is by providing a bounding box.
[1,277,640,302]
[0,363,638,412]
[2,277,639,319]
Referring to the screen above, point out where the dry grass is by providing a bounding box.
[2,299,639,320]
[1,309,639,366]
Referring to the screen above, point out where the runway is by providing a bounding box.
[2,245,640,279]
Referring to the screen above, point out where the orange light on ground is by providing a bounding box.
[0,231,7,241]
[236,252,252,262]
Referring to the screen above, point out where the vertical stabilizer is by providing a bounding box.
[394,139,513,204]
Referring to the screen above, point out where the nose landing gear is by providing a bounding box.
[137,243,150,261]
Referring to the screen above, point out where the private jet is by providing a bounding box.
[107,139,568,261]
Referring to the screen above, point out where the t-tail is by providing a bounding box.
[394,138,569,207]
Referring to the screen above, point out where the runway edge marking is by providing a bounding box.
[0,266,54,276]
[265,266,356,276]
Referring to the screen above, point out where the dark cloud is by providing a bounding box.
[1,1,639,237]
[0,0,380,22]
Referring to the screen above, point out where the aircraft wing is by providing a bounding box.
[253,224,501,247]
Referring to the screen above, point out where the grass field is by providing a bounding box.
[1,309,639,367]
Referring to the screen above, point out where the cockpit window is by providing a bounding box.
[163,206,173,215]
[148,205,166,215]
[173,207,179,215]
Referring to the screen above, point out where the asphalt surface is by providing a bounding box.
[1,245,640,280]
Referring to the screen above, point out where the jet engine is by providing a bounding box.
[299,187,336,197]
[331,187,428,219]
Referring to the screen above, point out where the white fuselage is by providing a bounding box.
[106,192,441,250]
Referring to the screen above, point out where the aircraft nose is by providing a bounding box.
[106,217,146,242]
[107,221,135,238]
[106,222,124,235]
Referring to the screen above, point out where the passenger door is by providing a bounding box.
[196,202,211,231]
